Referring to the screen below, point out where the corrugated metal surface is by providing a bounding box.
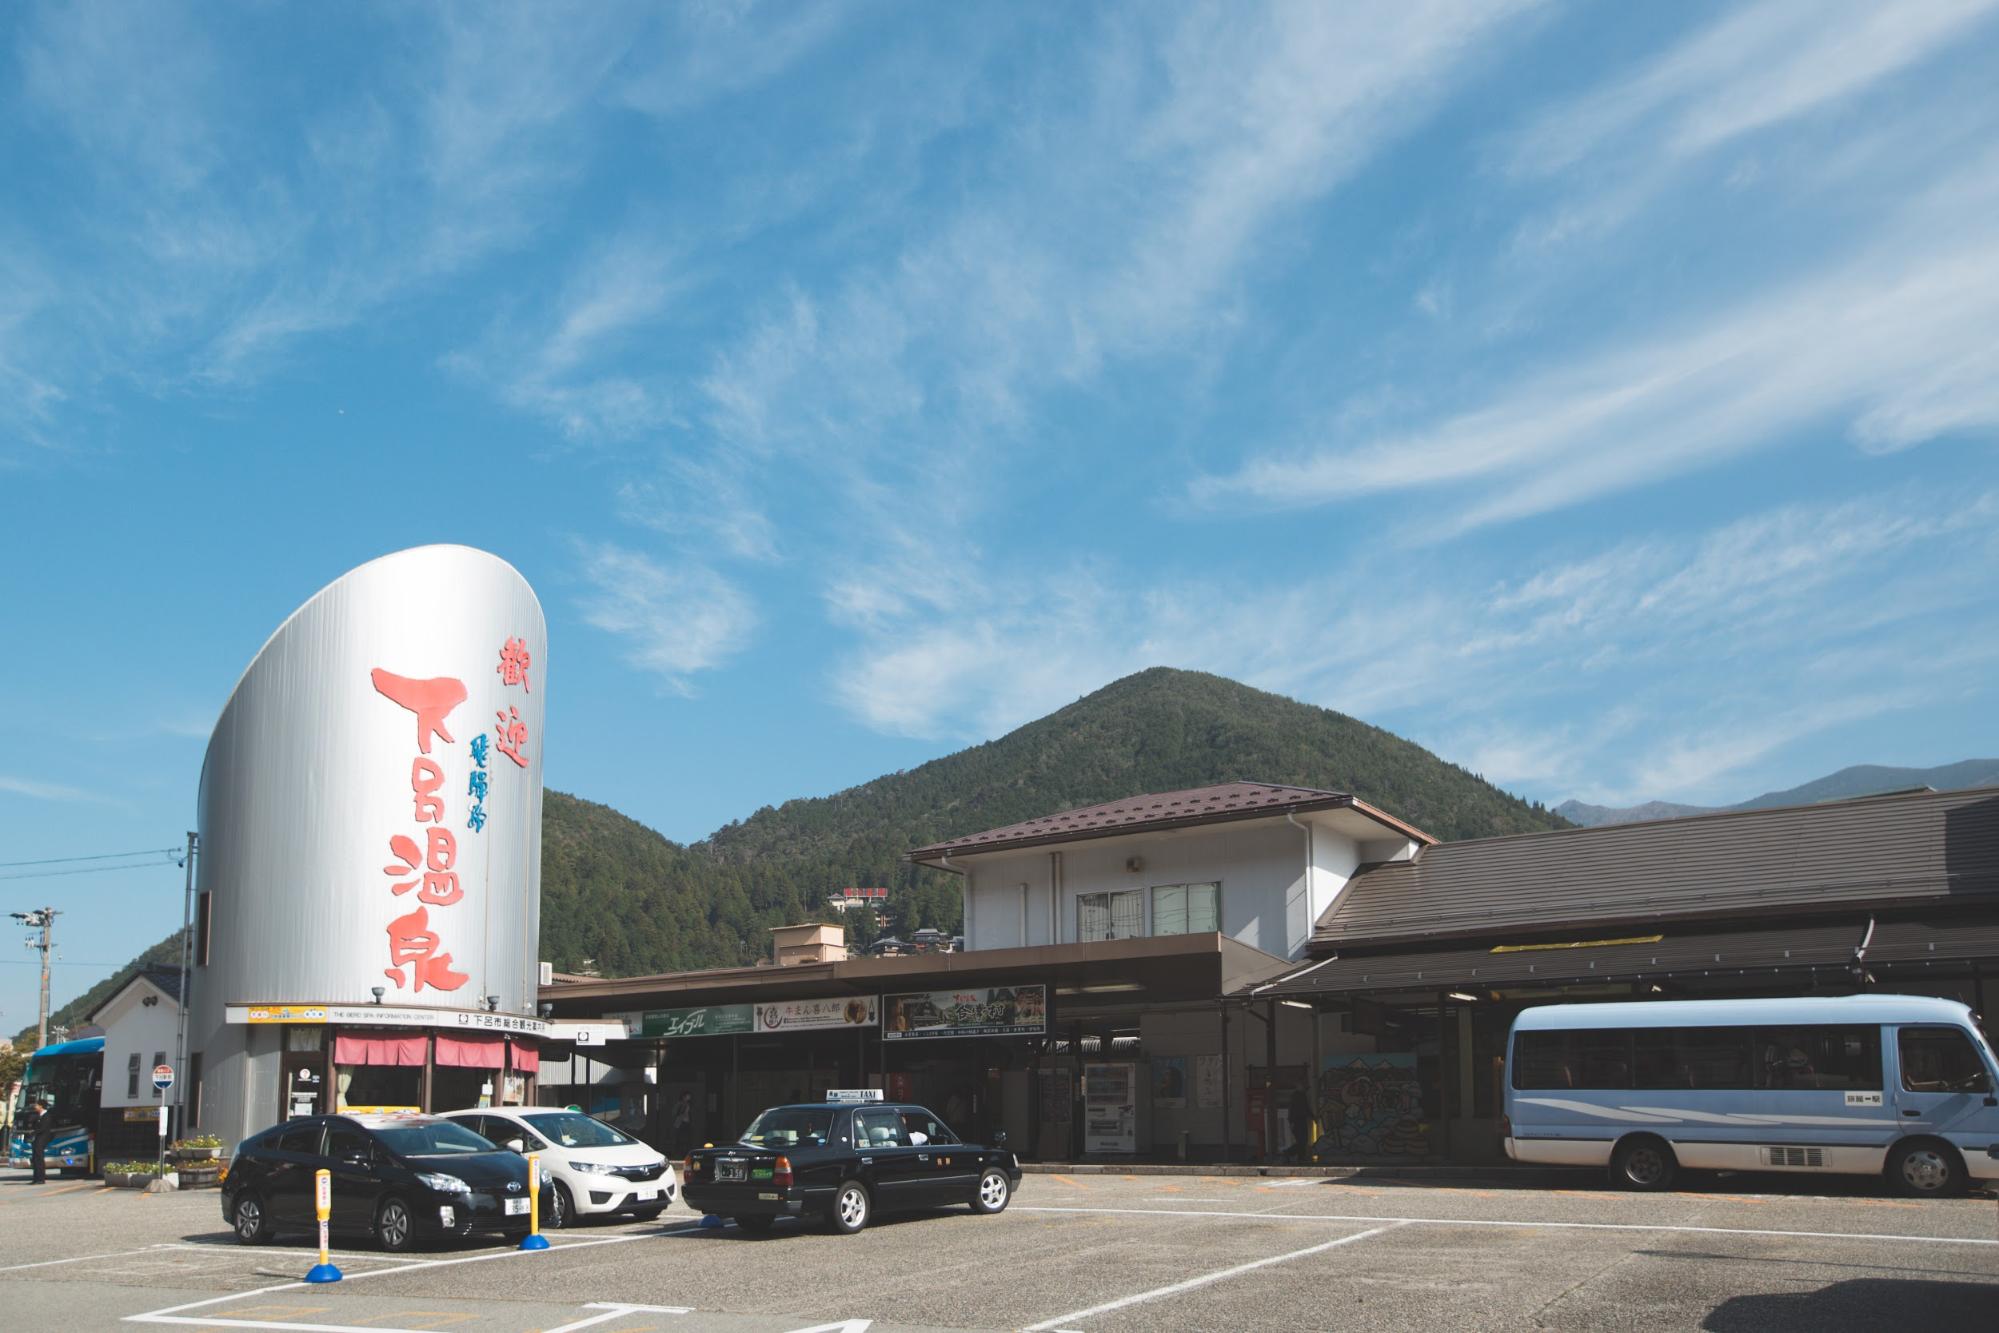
[1256,920,1872,996]
[1315,788,1999,948]
[194,545,546,1013]
[909,782,1353,859]
[1863,915,1999,965]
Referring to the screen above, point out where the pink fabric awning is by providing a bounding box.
[334,1032,427,1066]
[508,1039,539,1074]
[434,1033,506,1069]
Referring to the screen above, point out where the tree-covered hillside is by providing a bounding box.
[25,668,1570,1025]
[541,668,1566,975]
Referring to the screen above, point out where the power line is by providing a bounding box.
[0,859,188,884]
[0,846,183,870]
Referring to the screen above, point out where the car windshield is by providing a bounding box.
[740,1107,835,1148]
[521,1112,633,1149]
[372,1121,496,1157]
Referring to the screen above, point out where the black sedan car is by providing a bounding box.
[682,1098,1020,1234]
[222,1113,551,1251]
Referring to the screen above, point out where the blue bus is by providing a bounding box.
[1502,995,1999,1195]
[7,1035,104,1174]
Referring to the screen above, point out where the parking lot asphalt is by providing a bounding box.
[5,1166,1999,1331]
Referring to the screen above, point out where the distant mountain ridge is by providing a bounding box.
[22,668,1567,1038]
[1556,759,1999,828]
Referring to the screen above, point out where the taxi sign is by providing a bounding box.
[152,1063,175,1093]
[825,1089,884,1102]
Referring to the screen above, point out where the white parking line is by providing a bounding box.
[543,1302,694,1333]
[1015,1204,1999,1247]
[0,1243,181,1273]
[123,1222,715,1328]
[1021,1224,1402,1330]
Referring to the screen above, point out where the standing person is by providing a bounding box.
[669,1091,694,1157]
[22,1094,52,1184]
[1287,1084,1314,1163]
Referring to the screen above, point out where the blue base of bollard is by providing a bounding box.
[304,1264,343,1284]
[698,1213,725,1228]
[517,1232,551,1251]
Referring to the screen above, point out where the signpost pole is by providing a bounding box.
[152,1063,175,1183]
[518,1152,549,1250]
[305,1168,342,1282]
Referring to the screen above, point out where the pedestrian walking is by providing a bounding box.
[669,1090,694,1157]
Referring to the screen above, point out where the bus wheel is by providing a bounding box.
[1888,1139,1964,1197]
[1610,1136,1677,1191]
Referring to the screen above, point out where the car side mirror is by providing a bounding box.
[505,1138,527,1154]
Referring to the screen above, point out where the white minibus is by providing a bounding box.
[1503,995,1999,1194]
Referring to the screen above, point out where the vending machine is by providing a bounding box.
[1082,1061,1139,1154]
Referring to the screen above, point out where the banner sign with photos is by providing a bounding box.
[754,995,880,1032]
[884,984,1047,1040]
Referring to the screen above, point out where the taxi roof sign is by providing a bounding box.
[825,1089,884,1102]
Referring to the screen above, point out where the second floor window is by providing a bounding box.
[1078,889,1143,941]
[1152,883,1219,935]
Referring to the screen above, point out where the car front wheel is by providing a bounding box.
[971,1169,1010,1214]
[550,1181,573,1229]
[829,1181,870,1234]
[375,1195,417,1253]
[1888,1139,1964,1196]
[232,1193,271,1245]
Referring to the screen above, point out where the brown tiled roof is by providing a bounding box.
[1313,787,1999,951]
[907,781,1434,863]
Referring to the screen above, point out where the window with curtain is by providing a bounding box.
[1151,883,1219,935]
[127,1052,140,1099]
[1078,889,1143,940]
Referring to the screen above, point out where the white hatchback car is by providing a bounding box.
[441,1107,676,1228]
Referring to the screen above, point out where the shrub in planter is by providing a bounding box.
[171,1135,225,1160]
[104,1161,167,1189]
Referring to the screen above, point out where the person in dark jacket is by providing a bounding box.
[1286,1085,1314,1163]
[21,1095,54,1183]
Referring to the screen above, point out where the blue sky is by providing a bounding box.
[4,0,1997,1028]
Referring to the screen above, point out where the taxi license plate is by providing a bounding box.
[505,1198,530,1215]
[718,1161,747,1182]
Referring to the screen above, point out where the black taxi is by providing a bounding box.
[681,1094,1020,1234]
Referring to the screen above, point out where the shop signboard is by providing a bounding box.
[639,1004,753,1038]
[883,984,1046,1040]
[754,995,879,1032]
[1194,1053,1223,1109]
[1152,1055,1187,1109]
[226,1003,551,1035]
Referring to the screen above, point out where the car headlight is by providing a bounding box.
[418,1172,471,1193]
[568,1160,616,1174]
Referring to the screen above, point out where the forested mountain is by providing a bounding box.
[1556,758,1999,827]
[541,668,1567,975]
[25,669,1566,1034]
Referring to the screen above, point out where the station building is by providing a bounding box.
[540,782,1999,1166]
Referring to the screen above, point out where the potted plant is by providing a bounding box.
[170,1134,225,1161]
[103,1160,167,1189]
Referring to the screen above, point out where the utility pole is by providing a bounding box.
[173,831,198,1137]
[10,908,59,1050]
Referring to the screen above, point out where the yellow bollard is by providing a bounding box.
[305,1167,341,1281]
[518,1151,549,1250]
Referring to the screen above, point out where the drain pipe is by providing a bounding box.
[1049,851,1063,944]
[1287,810,1314,949]
[943,853,967,945]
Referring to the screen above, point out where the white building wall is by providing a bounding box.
[96,986,182,1109]
[960,818,1371,960]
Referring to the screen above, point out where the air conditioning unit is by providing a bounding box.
[1125,856,1144,873]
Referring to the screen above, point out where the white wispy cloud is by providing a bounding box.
[832,487,1999,807]
[575,541,757,692]
[1505,0,1998,176]
[1190,150,1999,535]
[0,774,103,803]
